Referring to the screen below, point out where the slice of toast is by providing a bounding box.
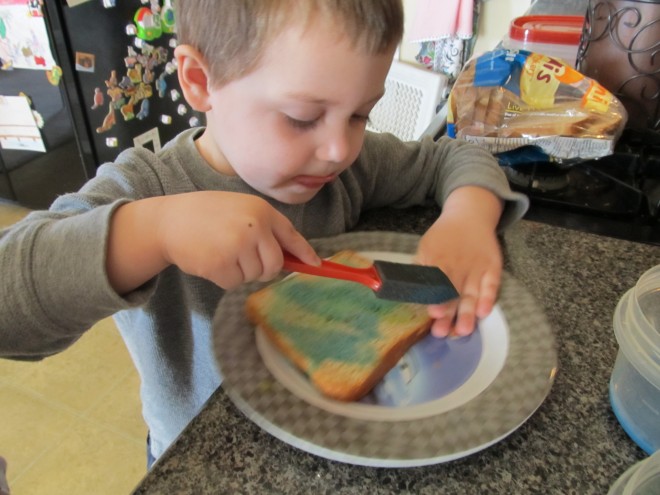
[245,250,432,401]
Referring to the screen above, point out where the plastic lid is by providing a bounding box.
[509,15,585,46]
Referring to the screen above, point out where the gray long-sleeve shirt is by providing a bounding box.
[0,128,528,460]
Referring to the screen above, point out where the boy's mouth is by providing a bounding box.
[293,174,336,188]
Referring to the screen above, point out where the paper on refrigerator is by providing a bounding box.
[0,95,46,152]
[0,0,57,70]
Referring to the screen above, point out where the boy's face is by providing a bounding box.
[196,16,396,204]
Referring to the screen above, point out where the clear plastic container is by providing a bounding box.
[502,15,584,68]
[608,449,660,495]
[609,264,660,455]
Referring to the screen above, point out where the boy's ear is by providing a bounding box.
[175,44,213,112]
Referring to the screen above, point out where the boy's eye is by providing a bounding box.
[284,113,371,130]
[285,115,319,130]
[352,114,371,125]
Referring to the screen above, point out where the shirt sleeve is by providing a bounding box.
[0,156,160,359]
[354,132,529,230]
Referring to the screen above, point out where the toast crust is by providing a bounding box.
[245,250,432,402]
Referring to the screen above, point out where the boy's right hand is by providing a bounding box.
[107,191,320,294]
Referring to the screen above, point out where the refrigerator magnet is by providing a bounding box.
[134,7,163,41]
[134,127,161,153]
[124,46,138,68]
[136,99,149,120]
[46,66,63,86]
[161,0,175,34]
[90,87,104,109]
[120,99,135,121]
[134,82,153,100]
[143,67,154,84]
[75,52,95,73]
[106,86,123,106]
[96,106,116,134]
[165,60,177,74]
[155,73,167,97]
[127,64,143,84]
[105,69,118,88]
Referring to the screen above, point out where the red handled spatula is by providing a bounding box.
[283,252,459,305]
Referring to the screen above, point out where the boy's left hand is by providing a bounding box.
[415,187,504,338]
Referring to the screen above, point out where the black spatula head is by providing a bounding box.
[373,260,459,305]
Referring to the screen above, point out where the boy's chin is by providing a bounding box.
[259,184,321,205]
[271,191,317,205]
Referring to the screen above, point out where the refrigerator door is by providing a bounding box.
[0,67,89,209]
[53,0,204,165]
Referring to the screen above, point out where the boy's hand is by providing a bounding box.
[158,191,320,288]
[107,192,320,294]
[415,187,504,338]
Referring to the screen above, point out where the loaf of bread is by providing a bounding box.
[245,250,432,401]
[447,49,627,159]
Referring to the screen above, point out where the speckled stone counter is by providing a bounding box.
[132,203,659,495]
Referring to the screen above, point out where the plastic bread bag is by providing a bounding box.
[446,49,628,162]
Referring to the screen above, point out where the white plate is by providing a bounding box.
[214,231,557,467]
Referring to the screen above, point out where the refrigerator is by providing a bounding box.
[0,0,204,209]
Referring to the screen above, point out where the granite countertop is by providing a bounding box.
[132,203,659,494]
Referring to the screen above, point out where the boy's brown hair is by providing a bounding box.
[175,0,404,86]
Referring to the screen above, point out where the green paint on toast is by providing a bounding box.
[263,277,424,370]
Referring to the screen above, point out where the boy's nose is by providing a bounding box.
[316,125,351,163]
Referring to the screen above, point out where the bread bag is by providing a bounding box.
[447,49,627,160]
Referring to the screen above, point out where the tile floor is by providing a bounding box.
[0,203,147,494]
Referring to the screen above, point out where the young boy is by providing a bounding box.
[0,0,528,464]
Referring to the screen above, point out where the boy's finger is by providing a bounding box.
[476,270,500,318]
[454,294,478,336]
[427,299,457,319]
[272,216,320,267]
[431,316,453,338]
[256,237,288,281]
[237,247,265,283]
